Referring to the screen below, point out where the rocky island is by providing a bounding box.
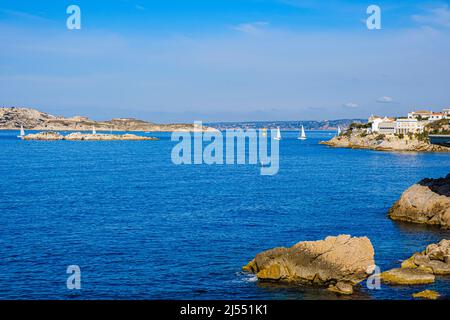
[23,132,158,141]
[388,174,450,229]
[242,235,375,295]
[0,107,216,132]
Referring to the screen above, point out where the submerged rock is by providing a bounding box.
[380,268,435,285]
[412,290,440,300]
[388,175,450,229]
[243,235,375,294]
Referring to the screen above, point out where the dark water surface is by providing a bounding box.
[0,130,449,299]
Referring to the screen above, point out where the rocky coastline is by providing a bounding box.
[320,130,450,152]
[242,235,375,295]
[380,240,449,299]
[243,175,449,297]
[388,174,450,229]
[243,236,450,298]
[23,132,158,141]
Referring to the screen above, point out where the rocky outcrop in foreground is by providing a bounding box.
[401,239,450,275]
[24,132,158,141]
[388,175,450,229]
[242,235,375,295]
[320,130,450,152]
[1,107,216,132]
[381,240,449,286]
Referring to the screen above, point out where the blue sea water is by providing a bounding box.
[0,130,449,300]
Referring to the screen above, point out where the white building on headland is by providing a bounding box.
[378,121,396,134]
[407,110,433,120]
[369,116,395,133]
[443,108,450,116]
[368,107,448,135]
[429,113,445,121]
[408,108,449,120]
[395,118,424,134]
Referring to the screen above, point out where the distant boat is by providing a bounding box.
[92,126,97,134]
[274,127,281,140]
[18,125,25,139]
[337,126,342,136]
[298,125,307,140]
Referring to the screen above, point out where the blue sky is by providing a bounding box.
[1,0,450,122]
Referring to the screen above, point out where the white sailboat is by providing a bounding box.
[337,126,342,136]
[274,127,281,140]
[298,125,307,140]
[92,126,97,134]
[18,125,25,139]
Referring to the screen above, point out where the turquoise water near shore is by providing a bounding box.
[0,130,449,299]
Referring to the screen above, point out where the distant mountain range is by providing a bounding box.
[206,119,367,131]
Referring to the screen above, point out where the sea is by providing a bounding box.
[0,130,449,300]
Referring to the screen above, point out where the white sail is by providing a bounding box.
[92,126,97,134]
[274,127,281,140]
[18,125,25,138]
[298,125,307,140]
[337,126,342,135]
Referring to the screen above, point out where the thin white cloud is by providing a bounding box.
[232,21,269,35]
[343,102,359,108]
[412,5,450,28]
[376,96,393,103]
[0,8,52,23]
[135,5,146,11]
[2,22,450,121]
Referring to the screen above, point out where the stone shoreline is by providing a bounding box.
[243,175,450,297]
[320,131,450,152]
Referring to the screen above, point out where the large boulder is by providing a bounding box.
[243,235,375,294]
[388,175,450,229]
